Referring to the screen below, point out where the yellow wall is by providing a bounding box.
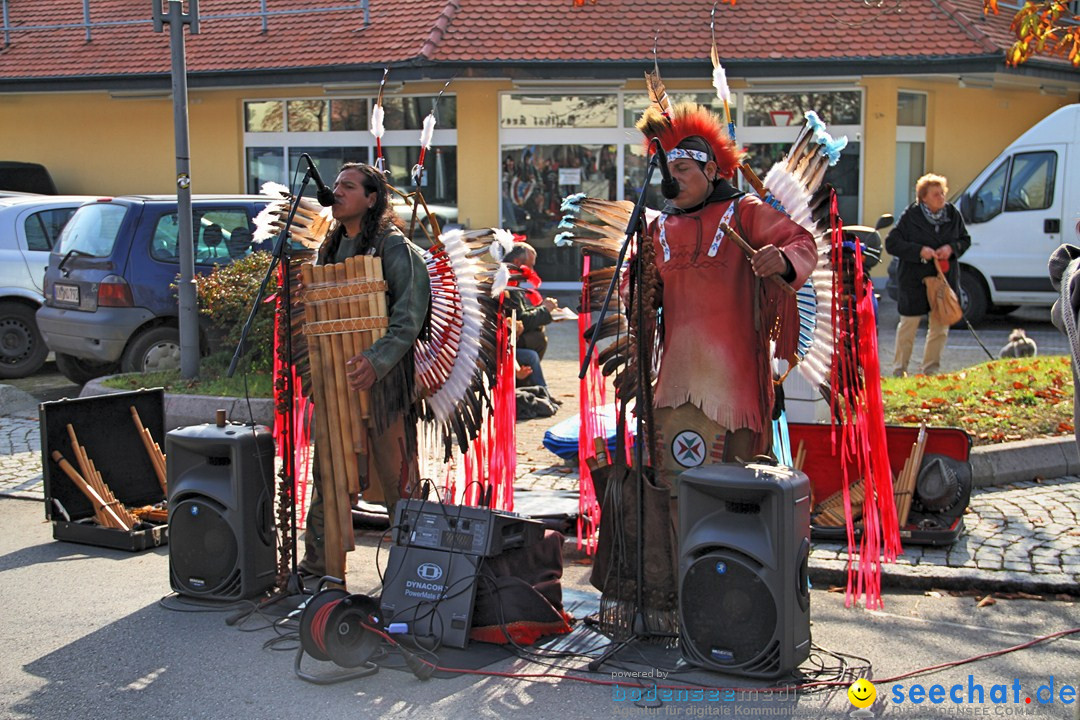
[861,76,900,227]
[453,80,511,229]
[1,77,1072,235]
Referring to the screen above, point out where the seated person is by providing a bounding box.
[226,225,254,259]
[516,347,546,389]
[201,225,225,259]
[503,242,558,359]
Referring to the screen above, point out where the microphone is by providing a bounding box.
[300,153,336,207]
[652,138,680,200]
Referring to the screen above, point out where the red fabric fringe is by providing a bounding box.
[271,267,313,530]
[464,297,517,511]
[575,255,605,554]
[827,192,898,609]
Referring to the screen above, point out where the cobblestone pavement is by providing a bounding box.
[0,413,41,501]
[4,407,1078,593]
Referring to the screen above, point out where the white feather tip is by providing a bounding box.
[370,105,385,139]
[712,64,730,103]
[419,113,436,149]
[491,264,510,297]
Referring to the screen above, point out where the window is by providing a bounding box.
[25,208,78,252]
[971,161,1009,223]
[743,92,860,126]
[150,209,255,263]
[743,141,861,223]
[500,95,617,129]
[499,87,865,281]
[56,203,126,257]
[286,147,369,199]
[623,93,732,127]
[383,96,456,130]
[243,95,458,212]
[500,143,616,280]
[1006,151,1056,211]
[897,92,927,127]
[245,101,284,132]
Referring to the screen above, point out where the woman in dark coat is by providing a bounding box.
[885,173,971,376]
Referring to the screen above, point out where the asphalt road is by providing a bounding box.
[0,496,1077,720]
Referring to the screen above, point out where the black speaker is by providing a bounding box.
[166,421,276,601]
[678,462,811,678]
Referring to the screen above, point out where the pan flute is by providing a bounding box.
[300,256,388,578]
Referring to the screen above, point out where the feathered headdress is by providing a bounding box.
[636,102,743,179]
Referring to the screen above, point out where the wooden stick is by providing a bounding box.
[895,425,928,528]
[370,256,389,343]
[344,256,370,455]
[718,222,797,296]
[815,479,865,527]
[738,163,768,197]
[793,440,807,471]
[332,262,363,495]
[50,450,131,531]
[301,263,347,580]
[131,406,167,496]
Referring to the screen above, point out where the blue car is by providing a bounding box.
[37,195,273,384]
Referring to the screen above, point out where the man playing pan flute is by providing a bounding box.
[299,162,430,579]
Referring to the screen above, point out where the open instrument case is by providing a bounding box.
[41,389,169,551]
[788,422,973,546]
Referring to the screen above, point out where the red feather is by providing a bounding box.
[640,103,743,180]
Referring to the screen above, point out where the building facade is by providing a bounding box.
[2,0,1078,280]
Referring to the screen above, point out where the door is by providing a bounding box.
[19,204,80,294]
[965,147,1064,303]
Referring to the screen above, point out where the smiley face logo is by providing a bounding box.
[847,678,876,709]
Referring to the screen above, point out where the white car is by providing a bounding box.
[0,194,104,378]
[391,197,460,245]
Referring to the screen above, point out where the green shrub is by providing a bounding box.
[196,251,276,373]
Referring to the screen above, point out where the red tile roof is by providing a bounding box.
[434,0,1005,63]
[0,0,1070,83]
[0,0,454,79]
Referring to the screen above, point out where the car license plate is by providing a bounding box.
[54,283,80,305]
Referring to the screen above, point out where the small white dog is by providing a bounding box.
[998,328,1038,358]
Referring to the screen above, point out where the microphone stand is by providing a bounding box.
[228,164,320,602]
[582,143,672,672]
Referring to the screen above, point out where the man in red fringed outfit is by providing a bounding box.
[637,103,818,496]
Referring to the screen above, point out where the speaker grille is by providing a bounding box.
[680,552,777,668]
[169,498,239,597]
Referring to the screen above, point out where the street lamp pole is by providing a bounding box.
[153,0,200,379]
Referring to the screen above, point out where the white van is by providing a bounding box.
[952,104,1080,323]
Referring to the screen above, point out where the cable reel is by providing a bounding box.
[295,583,381,684]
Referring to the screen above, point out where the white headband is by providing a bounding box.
[666,147,709,163]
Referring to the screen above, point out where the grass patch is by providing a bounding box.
[101,353,1076,447]
[880,355,1075,446]
[101,352,273,399]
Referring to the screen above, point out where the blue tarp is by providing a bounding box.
[542,403,635,460]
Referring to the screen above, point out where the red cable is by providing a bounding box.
[308,598,343,656]
[359,621,1079,694]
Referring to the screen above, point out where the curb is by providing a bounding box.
[806,558,1079,595]
[0,385,37,417]
[970,436,1080,487]
[79,377,275,430]
[67,379,1080,488]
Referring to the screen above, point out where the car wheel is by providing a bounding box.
[122,326,181,374]
[0,301,49,379]
[957,271,989,326]
[54,352,119,385]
